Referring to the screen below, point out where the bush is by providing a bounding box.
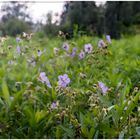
[0,18,31,36]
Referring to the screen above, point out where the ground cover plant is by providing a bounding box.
[0,33,140,138]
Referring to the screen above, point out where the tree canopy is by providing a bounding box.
[60,1,140,38]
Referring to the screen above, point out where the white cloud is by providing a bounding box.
[0,2,64,23]
[27,2,64,23]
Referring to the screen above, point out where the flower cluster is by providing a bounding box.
[39,72,71,89]
[59,36,111,61]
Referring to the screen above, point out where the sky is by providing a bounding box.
[0,1,105,23]
[0,2,65,23]
[27,2,64,23]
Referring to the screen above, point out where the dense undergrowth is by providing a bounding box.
[0,33,140,138]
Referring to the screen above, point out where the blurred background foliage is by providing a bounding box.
[0,1,140,38]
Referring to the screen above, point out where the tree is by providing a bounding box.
[105,2,122,39]
[60,1,140,39]
[1,1,31,22]
[43,11,60,37]
[60,1,99,36]
[0,2,32,36]
[104,1,140,38]
[132,2,140,24]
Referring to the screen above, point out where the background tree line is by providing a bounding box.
[0,1,140,39]
[60,1,140,39]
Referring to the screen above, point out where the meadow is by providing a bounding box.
[0,33,140,138]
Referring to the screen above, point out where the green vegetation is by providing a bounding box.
[0,34,139,138]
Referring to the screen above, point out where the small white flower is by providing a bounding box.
[23,32,27,38]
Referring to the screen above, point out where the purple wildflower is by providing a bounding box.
[72,47,77,52]
[71,52,76,57]
[16,46,21,54]
[16,37,21,43]
[71,47,77,57]
[62,43,69,51]
[79,51,85,60]
[39,72,52,88]
[98,39,106,48]
[58,74,70,88]
[98,81,108,94]
[106,35,111,44]
[84,43,93,53]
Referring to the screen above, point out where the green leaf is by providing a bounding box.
[0,97,4,105]
[51,88,56,100]
[89,127,95,138]
[107,105,115,111]
[121,90,140,126]
[59,125,74,137]
[56,126,62,138]
[99,95,112,107]
[35,110,46,123]
[2,79,10,106]
[24,107,36,128]
[81,127,89,138]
